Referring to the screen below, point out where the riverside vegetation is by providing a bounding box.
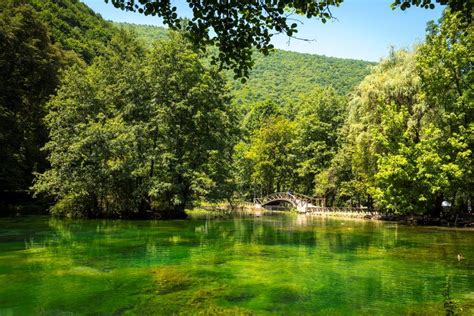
[0,0,472,222]
[1,1,473,315]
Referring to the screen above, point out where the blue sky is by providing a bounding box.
[82,0,443,62]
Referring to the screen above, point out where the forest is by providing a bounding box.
[0,0,472,220]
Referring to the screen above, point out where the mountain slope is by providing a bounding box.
[114,22,169,44]
[26,0,374,101]
[31,0,118,64]
[233,50,374,102]
[115,22,375,100]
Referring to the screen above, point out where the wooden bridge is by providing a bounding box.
[254,192,326,213]
[253,192,375,216]
[198,192,377,218]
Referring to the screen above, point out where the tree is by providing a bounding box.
[242,117,298,196]
[34,32,237,218]
[414,10,473,216]
[241,99,281,136]
[0,1,62,211]
[33,31,150,218]
[290,86,346,194]
[317,50,425,212]
[146,33,237,216]
[107,0,471,79]
[316,10,472,216]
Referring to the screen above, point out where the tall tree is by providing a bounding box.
[290,87,346,194]
[146,33,237,217]
[33,31,149,217]
[316,10,472,215]
[34,32,237,218]
[316,50,425,211]
[244,117,298,196]
[413,10,473,216]
[0,1,62,211]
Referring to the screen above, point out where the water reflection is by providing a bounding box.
[0,214,472,315]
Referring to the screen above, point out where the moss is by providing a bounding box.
[151,266,194,295]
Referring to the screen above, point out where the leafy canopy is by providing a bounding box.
[34,32,237,218]
[314,10,472,214]
[0,0,62,201]
[107,0,471,79]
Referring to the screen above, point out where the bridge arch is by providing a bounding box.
[260,198,297,208]
[254,192,326,212]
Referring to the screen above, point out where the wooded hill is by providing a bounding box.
[114,22,374,101]
[28,0,375,101]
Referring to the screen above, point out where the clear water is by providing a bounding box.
[0,214,473,315]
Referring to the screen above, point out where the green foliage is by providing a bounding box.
[414,10,473,216]
[115,22,374,102]
[0,0,138,212]
[316,10,472,215]
[244,117,298,196]
[233,50,373,103]
[108,0,345,79]
[2,0,471,219]
[290,87,346,194]
[33,31,149,217]
[30,0,119,64]
[235,86,347,199]
[114,22,168,46]
[106,0,465,79]
[0,0,63,209]
[145,33,238,214]
[34,32,237,218]
[392,0,471,22]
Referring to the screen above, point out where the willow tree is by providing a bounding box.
[315,50,424,211]
[317,10,472,215]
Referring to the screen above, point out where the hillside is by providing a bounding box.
[115,22,375,100]
[25,0,373,101]
[114,22,169,44]
[232,50,374,103]
[30,0,118,64]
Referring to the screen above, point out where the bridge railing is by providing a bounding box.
[254,192,326,208]
[254,192,294,205]
[289,193,326,207]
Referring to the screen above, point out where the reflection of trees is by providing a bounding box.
[47,218,205,266]
[186,215,474,313]
[39,216,474,267]
[2,215,473,314]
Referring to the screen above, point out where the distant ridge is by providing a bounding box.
[114,22,375,100]
[114,22,169,44]
[27,0,374,101]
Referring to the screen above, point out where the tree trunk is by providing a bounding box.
[432,193,444,218]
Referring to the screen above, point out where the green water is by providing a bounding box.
[0,214,473,315]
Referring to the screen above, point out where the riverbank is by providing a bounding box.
[2,202,472,228]
[189,205,474,228]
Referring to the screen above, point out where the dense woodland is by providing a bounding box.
[0,0,472,219]
[116,22,373,101]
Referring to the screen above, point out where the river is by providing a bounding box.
[0,214,473,314]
